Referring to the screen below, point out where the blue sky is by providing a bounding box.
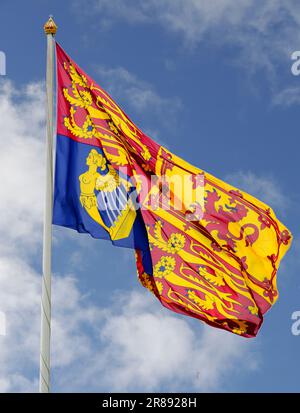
[0,0,299,392]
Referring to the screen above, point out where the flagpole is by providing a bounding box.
[39,16,57,393]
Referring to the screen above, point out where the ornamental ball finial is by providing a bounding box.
[44,16,57,35]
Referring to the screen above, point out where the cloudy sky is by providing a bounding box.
[0,0,299,392]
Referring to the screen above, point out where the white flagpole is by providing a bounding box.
[39,16,57,393]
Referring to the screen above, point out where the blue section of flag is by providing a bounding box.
[53,133,153,274]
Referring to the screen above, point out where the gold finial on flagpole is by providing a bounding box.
[44,15,57,35]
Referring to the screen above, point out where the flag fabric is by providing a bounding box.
[54,42,292,337]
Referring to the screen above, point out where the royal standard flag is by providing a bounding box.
[54,43,292,337]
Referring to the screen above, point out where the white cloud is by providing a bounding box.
[0,80,45,251]
[0,79,258,393]
[0,267,258,393]
[0,79,46,391]
[84,0,300,105]
[0,258,99,392]
[225,171,288,213]
[96,65,182,132]
[272,86,300,106]
[75,291,258,392]
[88,0,253,36]
[89,0,300,55]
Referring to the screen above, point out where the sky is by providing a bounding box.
[0,0,299,393]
